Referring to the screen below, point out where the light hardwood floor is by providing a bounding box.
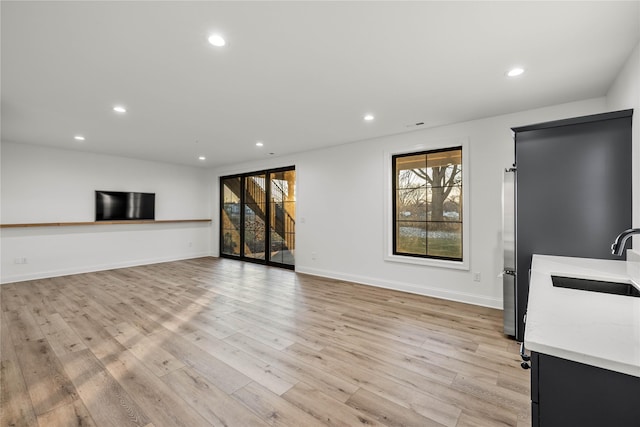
[1,257,531,427]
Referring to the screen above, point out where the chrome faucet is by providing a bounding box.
[611,228,640,256]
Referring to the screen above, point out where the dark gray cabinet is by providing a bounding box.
[531,352,640,426]
[511,109,633,341]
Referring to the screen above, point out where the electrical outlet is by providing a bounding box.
[13,257,27,265]
[473,272,481,282]
[311,251,317,260]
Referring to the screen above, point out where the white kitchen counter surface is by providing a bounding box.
[524,254,640,377]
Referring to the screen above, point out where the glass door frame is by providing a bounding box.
[219,166,295,270]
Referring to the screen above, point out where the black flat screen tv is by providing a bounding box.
[95,191,155,221]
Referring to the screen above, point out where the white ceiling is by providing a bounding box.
[2,1,639,168]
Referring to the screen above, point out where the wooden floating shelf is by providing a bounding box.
[0,219,212,229]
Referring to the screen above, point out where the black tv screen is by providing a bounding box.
[95,191,155,221]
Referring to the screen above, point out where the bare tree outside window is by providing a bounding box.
[393,147,462,260]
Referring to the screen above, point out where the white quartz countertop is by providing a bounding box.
[524,254,640,377]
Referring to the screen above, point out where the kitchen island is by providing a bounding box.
[524,254,640,426]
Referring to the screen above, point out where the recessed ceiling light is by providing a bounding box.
[113,106,127,113]
[74,135,85,141]
[507,67,525,77]
[256,141,264,147]
[208,34,226,47]
[198,156,206,161]
[364,114,375,121]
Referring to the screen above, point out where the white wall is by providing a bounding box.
[1,142,212,283]
[606,41,640,231]
[213,97,609,308]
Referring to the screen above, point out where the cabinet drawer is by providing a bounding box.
[536,353,640,426]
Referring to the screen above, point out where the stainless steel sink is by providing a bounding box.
[551,275,640,297]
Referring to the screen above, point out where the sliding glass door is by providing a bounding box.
[269,169,296,266]
[244,173,267,260]
[220,167,295,268]
[221,176,241,256]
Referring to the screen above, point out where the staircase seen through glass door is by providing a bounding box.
[220,167,295,268]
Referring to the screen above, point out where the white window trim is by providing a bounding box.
[383,137,470,270]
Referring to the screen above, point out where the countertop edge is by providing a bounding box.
[526,341,640,378]
[525,254,640,378]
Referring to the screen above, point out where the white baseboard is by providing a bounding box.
[0,252,212,284]
[295,266,503,309]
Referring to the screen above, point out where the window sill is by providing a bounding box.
[384,253,469,270]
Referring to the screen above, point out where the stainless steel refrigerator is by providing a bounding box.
[503,109,633,342]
